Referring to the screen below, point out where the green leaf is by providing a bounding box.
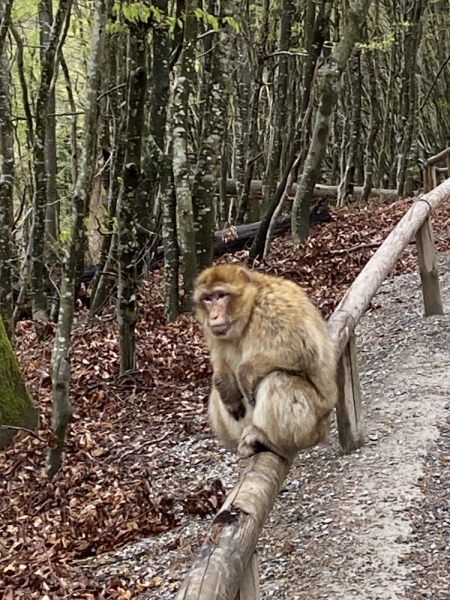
[223,16,240,33]
[205,13,219,30]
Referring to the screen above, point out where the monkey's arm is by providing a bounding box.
[212,359,246,420]
[237,354,303,403]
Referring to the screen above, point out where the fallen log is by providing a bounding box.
[153,198,332,264]
[223,179,398,201]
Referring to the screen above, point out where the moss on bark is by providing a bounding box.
[0,314,38,448]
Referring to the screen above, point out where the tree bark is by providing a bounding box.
[89,26,127,320]
[117,26,147,374]
[0,314,38,450]
[0,37,14,338]
[47,0,106,478]
[337,48,362,207]
[29,0,72,322]
[172,0,198,310]
[135,0,170,252]
[291,0,373,245]
[261,0,294,216]
[192,0,236,271]
[39,0,59,251]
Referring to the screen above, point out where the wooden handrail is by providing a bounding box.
[426,147,450,166]
[328,178,450,355]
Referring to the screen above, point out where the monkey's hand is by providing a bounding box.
[237,362,259,406]
[213,369,246,420]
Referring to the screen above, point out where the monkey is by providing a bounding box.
[193,264,338,460]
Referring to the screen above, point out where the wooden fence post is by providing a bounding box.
[336,335,364,454]
[235,553,260,600]
[415,217,444,316]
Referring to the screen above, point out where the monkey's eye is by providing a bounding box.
[202,295,213,305]
[215,291,228,301]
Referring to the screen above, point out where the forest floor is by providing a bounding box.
[2,196,450,599]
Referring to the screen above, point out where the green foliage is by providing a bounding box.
[223,16,240,33]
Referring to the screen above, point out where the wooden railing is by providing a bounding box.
[423,148,450,192]
[175,165,450,600]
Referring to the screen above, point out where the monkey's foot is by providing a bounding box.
[238,426,265,457]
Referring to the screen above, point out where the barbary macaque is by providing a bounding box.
[194,264,338,459]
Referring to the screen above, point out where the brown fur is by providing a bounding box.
[194,265,338,459]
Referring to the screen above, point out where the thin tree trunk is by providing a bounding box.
[39,0,59,251]
[89,27,127,320]
[29,0,72,323]
[135,0,170,253]
[236,0,269,223]
[47,0,106,478]
[396,0,426,198]
[117,27,147,373]
[192,0,236,271]
[261,0,294,216]
[0,0,13,57]
[361,49,380,203]
[337,48,362,207]
[291,0,373,245]
[0,32,14,338]
[161,145,179,322]
[172,0,198,310]
[249,0,330,261]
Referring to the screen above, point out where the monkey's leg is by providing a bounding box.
[238,372,326,459]
[213,367,246,420]
[209,387,252,451]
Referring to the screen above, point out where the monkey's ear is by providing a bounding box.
[238,267,252,284]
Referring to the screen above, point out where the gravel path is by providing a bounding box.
[86,253,450,600]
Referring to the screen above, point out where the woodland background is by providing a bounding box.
[1,0,450,598]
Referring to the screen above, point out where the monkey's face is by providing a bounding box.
[194,265,256,340]
[198,286,234,337]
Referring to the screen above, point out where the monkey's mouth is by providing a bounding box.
[210,324,230,336]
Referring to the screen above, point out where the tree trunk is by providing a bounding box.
[261,0,294,216]
[117,26,147,374]
[161,146,179,322]
[135,0,170,252]
[361,49,380,203]
[236,0,269,224]
[47,0,106,478]
[396,0,426,198]
[29,0,72,323]
[337,48,362,207]
[89,26,127,320]
[172,1,198,310]
[192,0,236,271]
[0,37,14,339]
[0,314,38,450]
[39,0,59,252]
[291,0,373,245]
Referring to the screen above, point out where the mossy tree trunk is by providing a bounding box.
[0,314,38,450]
[0,17,14,340]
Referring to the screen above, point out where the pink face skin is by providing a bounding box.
[201,287,231,336]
